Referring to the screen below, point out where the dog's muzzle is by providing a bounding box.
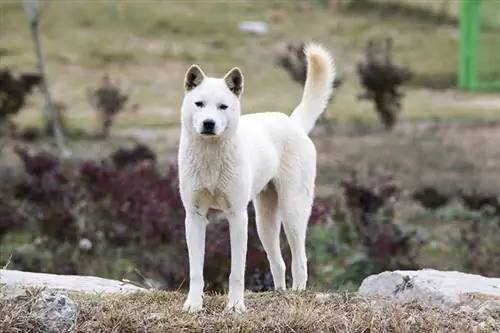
[201,119,216,135]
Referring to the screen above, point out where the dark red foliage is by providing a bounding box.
[6,143,330,292]
[0,69,41,123]
[110,144,157,170]
[412,186,450,210]
[12,146,81,244]
[357,37,413,130]
[340,172,420,269]
[309,197,334,225]
[0,193,26,239]
[14,146,59,177]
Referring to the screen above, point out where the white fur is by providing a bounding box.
[178,42,336,313]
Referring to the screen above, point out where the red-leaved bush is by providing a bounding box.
[4,144,328,292]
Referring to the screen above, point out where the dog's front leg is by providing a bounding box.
[226,210,248,313]
[183,211,206,313]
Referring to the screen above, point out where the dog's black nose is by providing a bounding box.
[202,119,216,133]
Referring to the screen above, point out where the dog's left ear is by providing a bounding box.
[223,67,244,98]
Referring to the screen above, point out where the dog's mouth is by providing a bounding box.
[200,131,216,136]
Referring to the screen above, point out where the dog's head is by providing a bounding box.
[180,64,244,138]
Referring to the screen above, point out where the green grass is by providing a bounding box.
[1,0,497,133]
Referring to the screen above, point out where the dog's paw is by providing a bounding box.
[183,297,203,313]
[291,281,307,292]
[225,298,246,314]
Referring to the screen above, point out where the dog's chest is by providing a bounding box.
[182,145,237,211]
[192,187,231,212]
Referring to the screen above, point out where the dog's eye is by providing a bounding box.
[218,104,228,110]
[194,101,205,108]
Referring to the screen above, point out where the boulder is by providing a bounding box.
[0,269,145,294]
[358,269,500,313]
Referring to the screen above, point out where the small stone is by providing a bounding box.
[146,312,167,321]
[315,292,331,304]
[32,291,77,333]
[78,238,93,252]
[238,21,268,35]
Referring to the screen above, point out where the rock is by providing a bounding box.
[0,283,27,300]
[32,291,78,333]
[238,21,268,35]
[358,269,500,313]
[0,269,145,294]
[315,292,331,304]
[0,284,78,333]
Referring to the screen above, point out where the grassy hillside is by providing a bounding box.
[1,0,498,134]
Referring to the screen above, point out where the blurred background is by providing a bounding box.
[2,0,500,293]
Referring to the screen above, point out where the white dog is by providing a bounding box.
[177,41,335,313]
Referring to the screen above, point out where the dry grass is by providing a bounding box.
[1,289,497,333]
[313,121,500,194]
[1,0,499,135]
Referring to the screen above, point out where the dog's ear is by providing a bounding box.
[223,67,244,98]
[184,65,206,92]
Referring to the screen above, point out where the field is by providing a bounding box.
[2,0,500,130]
[2,0,500,331]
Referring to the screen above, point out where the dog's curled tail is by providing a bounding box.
[290,42,336,134]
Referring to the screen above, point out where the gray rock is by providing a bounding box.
[0,269,145,294]
[0,284,78,333]
[0,283,28,300]
[32,291,78,333]
[0,269,147,332]
[358,269,500,313]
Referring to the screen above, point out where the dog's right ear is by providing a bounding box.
[184,65,206,92]
[223,67,244,98]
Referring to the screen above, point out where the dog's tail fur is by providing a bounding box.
[289,42,336,134]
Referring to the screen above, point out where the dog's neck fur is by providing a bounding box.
[181,130,240,194]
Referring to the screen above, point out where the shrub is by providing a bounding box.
[86,75,139,138]
[357,37,412,130]
[3,143,330,292]
[0,192,26,240]
[0,68,41,136]
[3,144,434,293]
[340,172,422,270]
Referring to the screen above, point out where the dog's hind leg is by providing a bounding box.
[254,183,286,290]
[276,178,313,291]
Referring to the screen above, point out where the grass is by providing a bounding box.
[313,126,500,239]
[314,120,500,193]
[1,289,497,332]
[1,0,499,134]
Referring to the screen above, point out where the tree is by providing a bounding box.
[24,0,70,156]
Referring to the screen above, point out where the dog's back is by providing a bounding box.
[236,42,336,198]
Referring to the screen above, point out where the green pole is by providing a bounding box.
[458,0,481,90]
